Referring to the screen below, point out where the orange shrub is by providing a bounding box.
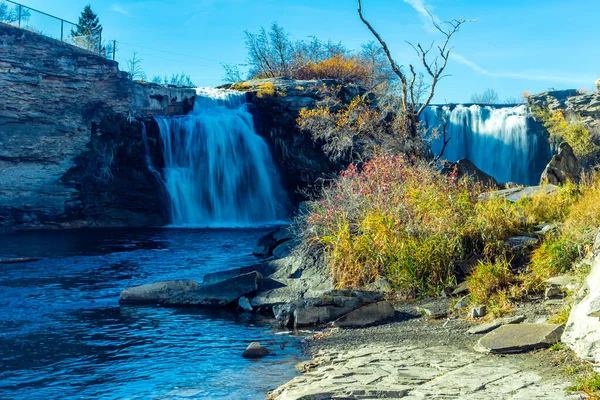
[295,55,373,85]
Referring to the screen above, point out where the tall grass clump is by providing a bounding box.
[529,173,600,279]
[302,155,523,298]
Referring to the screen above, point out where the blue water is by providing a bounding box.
[0,228,306,399]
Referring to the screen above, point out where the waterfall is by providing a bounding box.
[154,88,289,227]
[422,105,551,185]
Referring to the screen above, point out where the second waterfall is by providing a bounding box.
[154,88,289,227]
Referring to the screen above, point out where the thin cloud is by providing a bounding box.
[110,4,132,17]
[403,0,439,31]
[452,53,593,86]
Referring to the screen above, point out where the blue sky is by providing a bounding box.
[17,0,600,102]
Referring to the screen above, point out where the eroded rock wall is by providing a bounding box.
[0,22,193,231]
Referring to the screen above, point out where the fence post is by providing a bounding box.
[60,20,64,41]
[17,4,21,28]
[112,40,116,61]
[99,31,102,56]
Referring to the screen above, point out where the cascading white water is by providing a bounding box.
[422,104,551,185]
[154,88,289,227]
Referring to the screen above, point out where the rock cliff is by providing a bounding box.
[0,22,194,232]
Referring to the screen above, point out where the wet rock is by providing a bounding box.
[253,227,293,257]
[442,158,499,188]
[416,303,448,319]
[468,315,525,334]
[475,324,564,354]
[331,301,395,328]
[273,303,296,328]
[242,342,269,359]
[540,142,581,185]
[238,296,253,312]
[471,305,487,318]
[272,240,295,259]
[162,271,263,307]
[119,280,199,305]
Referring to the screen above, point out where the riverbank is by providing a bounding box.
[269,299,580,399]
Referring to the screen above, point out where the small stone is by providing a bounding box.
[416,303,448,319]
[238,296,253,312]
[454,295,470,310]
[471,305,487,318]
[451,281,469,296]
[242,342,269,358]
[544,286,563,300]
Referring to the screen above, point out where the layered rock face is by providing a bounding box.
[528,89,600,129]
[223,77,361,203]
[0,22,194,232]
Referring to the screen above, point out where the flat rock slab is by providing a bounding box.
[119,280,199,305]
[416,303,448,319]
[468,315,525,334]
[332,301,395,328]
[479,184,559,202]
[475,323,564,354]
[162,271,263,307]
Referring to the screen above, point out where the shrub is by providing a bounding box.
[517,181,580,224]
[467,259,515,306]
[540,110,597,158]
[295,55,374,85]
[302,155,523,297]
[256,82,276,98]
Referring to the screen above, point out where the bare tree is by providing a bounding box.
[357,0,470,137]
[126,51,146,81]
[470,88,499,104]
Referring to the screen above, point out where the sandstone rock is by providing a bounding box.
[162,271,263,307]
[238,296,253,312]
[471,305,487,318]
[475,324,564,354]
[119,280,199,305]
[540,142,581,185]
[467,315,525,334]
[442,158,498,188]
[242,342,269,359]
[331,301,395,328]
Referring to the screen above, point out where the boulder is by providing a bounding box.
[253,227,293,257]
[202,264,274,285]
[544,286,563,300]
[451,281,469,296]
[331,301,395,328]
[272,240,295,259]
[563,232,600,363]
[544,275,579,291]
[540,142,581,185]
[162,271,263,307]
[242,342,269,359]
[442,158,498,188]
[119,280,199,305]
[454,295,470,310]
[475,324,564,354]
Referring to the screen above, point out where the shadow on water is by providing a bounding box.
[0,228,307,400]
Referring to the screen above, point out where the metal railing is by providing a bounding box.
[0,0,110,57]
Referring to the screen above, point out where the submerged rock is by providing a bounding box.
[475,323,564,354]
[242,342,269,359]
[119,280,199,305]
[162,271,263,307]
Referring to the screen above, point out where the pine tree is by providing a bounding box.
[70,4,103,52]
